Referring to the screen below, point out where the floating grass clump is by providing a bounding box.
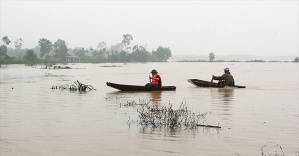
[51,80,94,92]
[132,101,221,129]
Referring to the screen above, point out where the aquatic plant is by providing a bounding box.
[125,101,221,129]
[51,80,94,92]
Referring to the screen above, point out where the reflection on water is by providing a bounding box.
[210,88,234,104]
[138,124,220,137]
[138,125,182,136]
[210,88,235,119]
[105,91,163,106]
[218,88,234,102]
[151,91,162,105]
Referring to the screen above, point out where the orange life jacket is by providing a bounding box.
[152,74,161,86]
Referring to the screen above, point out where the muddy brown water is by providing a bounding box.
[0,62,298,156]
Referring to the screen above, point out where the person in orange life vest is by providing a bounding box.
[145,69,162,88]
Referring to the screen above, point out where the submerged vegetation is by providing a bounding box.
[121,100,221,130]
[137,102,219,129]
[51,80,94,92]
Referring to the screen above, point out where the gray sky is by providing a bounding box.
[0,0,298,56]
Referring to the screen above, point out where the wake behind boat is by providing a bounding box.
[106,82,176,91]
[187,79,246,88]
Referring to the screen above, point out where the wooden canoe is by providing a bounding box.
[187,79,246,88]
[106,82,176,91]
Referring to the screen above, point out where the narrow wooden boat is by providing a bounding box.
[187,79,246,88]
[106,82,176,91]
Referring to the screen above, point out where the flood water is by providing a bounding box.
[0,62,298,156]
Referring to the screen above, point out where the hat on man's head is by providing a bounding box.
[151,69,158,73]
[224,68,229,72]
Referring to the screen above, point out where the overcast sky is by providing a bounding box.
[0,0,298,56]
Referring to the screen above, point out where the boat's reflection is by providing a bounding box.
[210,87,235,102]
[150,91,162,105]
[218,87,234,102]
[210,88,235,120]
[106,91,162,106]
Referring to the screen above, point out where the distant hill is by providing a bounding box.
[169,55,297,62]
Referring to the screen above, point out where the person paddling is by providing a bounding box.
[145,69,162,88]
[211,67,235,86]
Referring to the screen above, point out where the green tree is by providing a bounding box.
[2,36,11,45]
[89,47,108,63]
[97,41,107,50]
[0,45,8,64]
[152,46,172,62]
[294,57,299,62]
[122,34,133,52]
[14,38,23,50]
[0,36,11,65]
[38,38,53,58]
[110,50,120,62]
[73,47,88,58]
[209,52,215,62]
[14,38,24,57]
[132,45,151,62]
[109,43,123,53]
[108,43,123,62]
[92,48,108,58]
[119,51,131,63]
[23,49,38,65]
[53,39,68,62]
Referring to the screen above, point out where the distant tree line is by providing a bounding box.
[0,34,172,66]
[178,52,299,63]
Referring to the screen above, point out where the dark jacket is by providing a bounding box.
[213,72,235,86]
